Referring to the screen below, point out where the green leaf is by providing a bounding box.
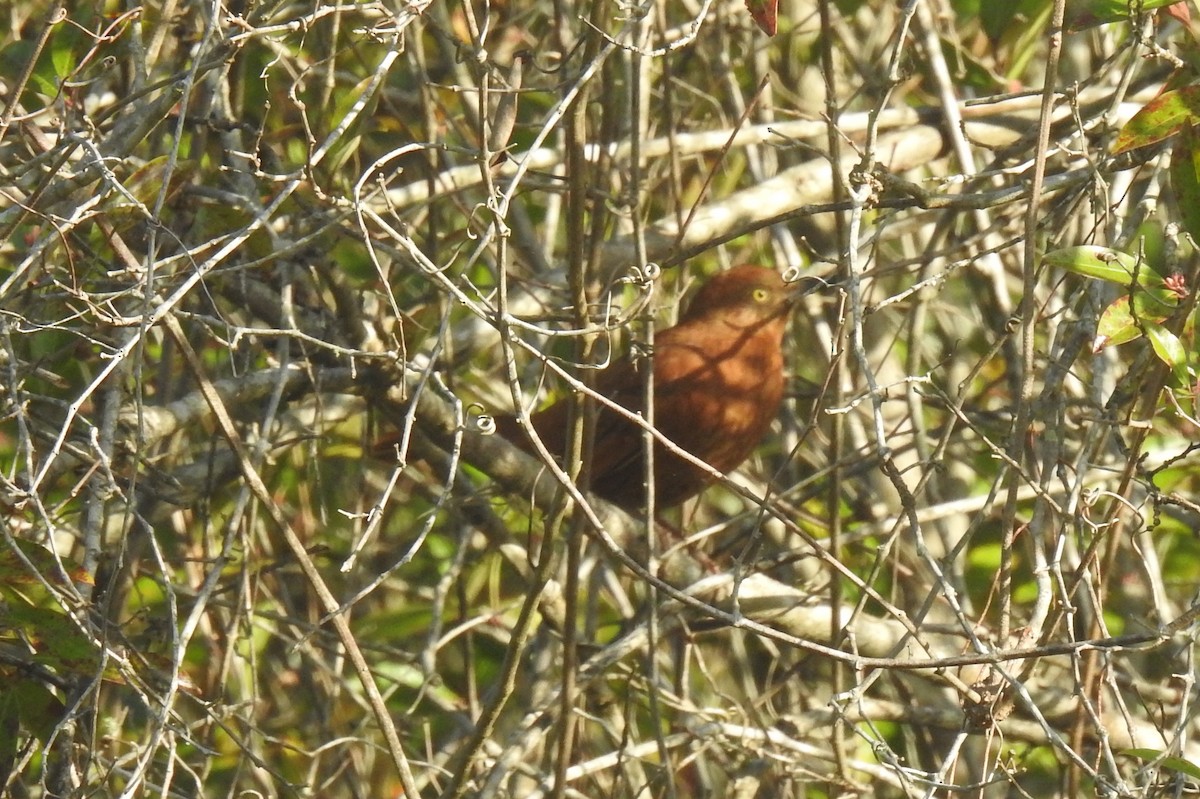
[940,36,1007,93]
[121,156,197,207]
[1095,295,1143,349]
[0,40,58,106]
[977,0,1011,41]
[1044,245,1166,287]
[1068,0,1184,30]
[1170,122,1200,241]
[9,678,64,741]
[50,27,80,79]
[1145,324,1192,382]
[322,74,380,179]
[1114,85,1200,155]
[0,689,16,779]
[0,539,91,590]
[3,603,97,669]
[1124,748,1200,781]
[1093,286,1183,351]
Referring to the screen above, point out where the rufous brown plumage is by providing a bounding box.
[498,265,798,510]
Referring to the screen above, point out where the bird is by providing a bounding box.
[497,264,800,511]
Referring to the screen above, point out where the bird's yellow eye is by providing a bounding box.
[753,288,770,302]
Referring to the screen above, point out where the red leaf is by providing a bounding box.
[745,0,778,36]
[1164,1,1192,27]
[1113,84,1200,154]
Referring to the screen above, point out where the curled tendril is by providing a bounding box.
[783,266,840,296]
[620,263,661,286]
[469,404,497,435]
[628,340,654,364]
[467,202,511,240]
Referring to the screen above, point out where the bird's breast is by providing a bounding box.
[651,333,784,472]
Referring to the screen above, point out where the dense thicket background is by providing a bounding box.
[3,0,1200,796]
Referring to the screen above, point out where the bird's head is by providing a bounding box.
[681,264,805,330]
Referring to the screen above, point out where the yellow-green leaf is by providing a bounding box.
[1146,324,1192,383]
[1045,245,1166,287]
[1124,749,1200,781]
